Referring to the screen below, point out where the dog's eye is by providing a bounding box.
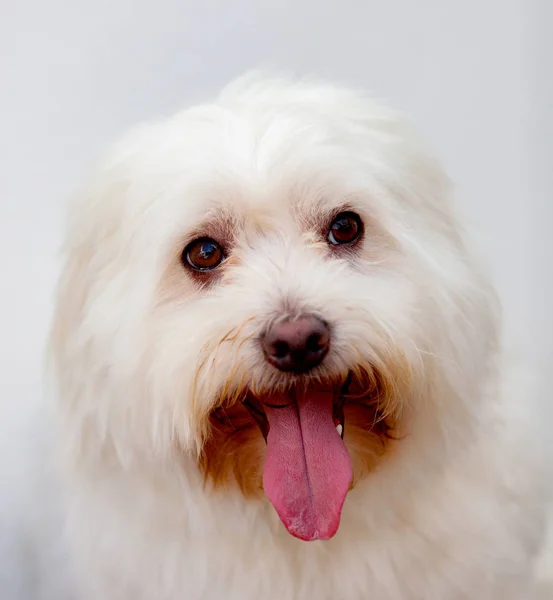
[327,212,362,246]
[183,238,224,271]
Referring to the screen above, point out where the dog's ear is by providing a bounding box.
[47,232,99,464]
[46,174,154,466]
[47,189,116,462]
[48,178,125,386]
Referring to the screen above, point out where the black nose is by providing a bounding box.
[261,315,330,373]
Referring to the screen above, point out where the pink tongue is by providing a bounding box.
[262,388,352,541]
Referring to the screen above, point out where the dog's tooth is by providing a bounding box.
[336,424,343,437]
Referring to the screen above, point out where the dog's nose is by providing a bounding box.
[262,315,330,373]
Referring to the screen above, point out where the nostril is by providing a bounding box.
[273,341,290,359]
[306,333,323,353]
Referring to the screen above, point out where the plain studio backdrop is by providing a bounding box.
[0,0,551,591]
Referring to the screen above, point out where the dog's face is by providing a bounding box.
[51,76,496,542]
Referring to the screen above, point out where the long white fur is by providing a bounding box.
[4,73,553,599]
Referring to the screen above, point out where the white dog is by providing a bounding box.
[11,74,553,599]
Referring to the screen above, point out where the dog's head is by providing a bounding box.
[50,75,498,541]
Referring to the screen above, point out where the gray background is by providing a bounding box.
[0,0,551,483]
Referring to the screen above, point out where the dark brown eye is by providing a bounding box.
[183,238,224,271]
[328,212,362,246]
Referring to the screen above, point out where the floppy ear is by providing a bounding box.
[46,173,158,468]
[48,235,103,466]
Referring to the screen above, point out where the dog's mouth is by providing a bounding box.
[241,376,354,542]
[207,369,395,542]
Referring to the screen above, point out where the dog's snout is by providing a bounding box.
[262,315,330,373]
